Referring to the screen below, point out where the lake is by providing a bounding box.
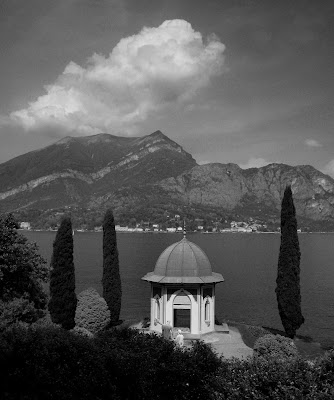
[23,231,334,349]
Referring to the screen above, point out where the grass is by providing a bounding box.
[224,319,326,359]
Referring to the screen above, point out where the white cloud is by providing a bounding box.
[239,157,270,169]
[305,138,322,147]
[10,20,225,134]
[322,160,334,178]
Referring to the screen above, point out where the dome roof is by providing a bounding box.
[141,237,224,284]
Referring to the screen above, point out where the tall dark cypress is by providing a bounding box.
[102,209,122,324]
[49,217,77,329]
[275,185,304,338]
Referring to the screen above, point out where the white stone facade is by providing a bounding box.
[149,284,216,335]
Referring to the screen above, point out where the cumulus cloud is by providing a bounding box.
[10,20,225,134]
[322,160,334,178]
[239,157,270,169]
[305,138,322,147]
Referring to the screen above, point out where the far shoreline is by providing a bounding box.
[19,229,334,234]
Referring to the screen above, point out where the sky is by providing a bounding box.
[1,0,333,176]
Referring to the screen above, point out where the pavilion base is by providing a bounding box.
[177,323,229,341]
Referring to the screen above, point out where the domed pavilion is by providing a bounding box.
[141,234,224,335]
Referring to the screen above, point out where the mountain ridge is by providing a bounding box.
[1,131,334,230]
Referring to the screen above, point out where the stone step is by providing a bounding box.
[215,323,230,333]
[181,323,230,341]
[183,333,201,340]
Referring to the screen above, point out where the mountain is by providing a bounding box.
[0,130,196,211]
[1,131,334,230]
[155,162,334,221]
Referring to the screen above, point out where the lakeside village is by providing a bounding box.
[19,215,286,233]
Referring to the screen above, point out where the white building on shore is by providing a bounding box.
[141,234,224,336]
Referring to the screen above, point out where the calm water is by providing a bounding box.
[23,231,334,348]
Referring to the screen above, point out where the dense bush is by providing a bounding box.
[0,325,117,399]
[96,328,221,399]
[75,287,110,334]
[1,325,334,399]
[71,326,94,338]
[215,352,334,399]
[0,325,220,400]
[254,334,298,360]
[0,298,44,331]
[30,311,61,329]
[0,213,49,319]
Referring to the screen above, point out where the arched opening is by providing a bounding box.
[205,298,210,322]
[153,295,160,321]
[155,299,160,321]
[173,292,191,329]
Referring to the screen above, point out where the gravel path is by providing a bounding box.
[130,322,253,360]
[201,326,253,359]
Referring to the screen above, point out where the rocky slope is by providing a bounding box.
[156,163,334,221]
[1,131,334,227]
[0,130,196,211]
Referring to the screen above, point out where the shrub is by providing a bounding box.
[71,326,94,338]
[30,311,61,329]
[75,287,110,334]
[0,298,44,332]
[96,328,221,399]
[254,334,298,360]
[0,325,117,399]
[142,317,150,328]
[1,325,334,400]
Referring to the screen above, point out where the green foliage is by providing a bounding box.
[0,298,44,331]
[1,325,334,399]
[30,311,60,329]
[254,334,298,361]
[0,325,115,400]
[75,287,110,334]
[214,353,334,399]
[92,328,221,399]
[276,186,304,338]
[71,326,94,338]
[48,217,77,330]
[102,209,122,324]
[0,213,49,327]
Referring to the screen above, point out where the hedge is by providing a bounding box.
[1,325,334,399]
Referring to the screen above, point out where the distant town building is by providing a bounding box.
[115,225,129,232]
[20,222,31,230]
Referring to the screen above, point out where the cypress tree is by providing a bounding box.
[102,209,122,324]
[49,217,77,329]
[275,185,304,338]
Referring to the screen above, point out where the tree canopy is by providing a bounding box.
[49,217,77,329]
[102,209,122,324]
[276,186,304,338]
[0,213,48,308]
